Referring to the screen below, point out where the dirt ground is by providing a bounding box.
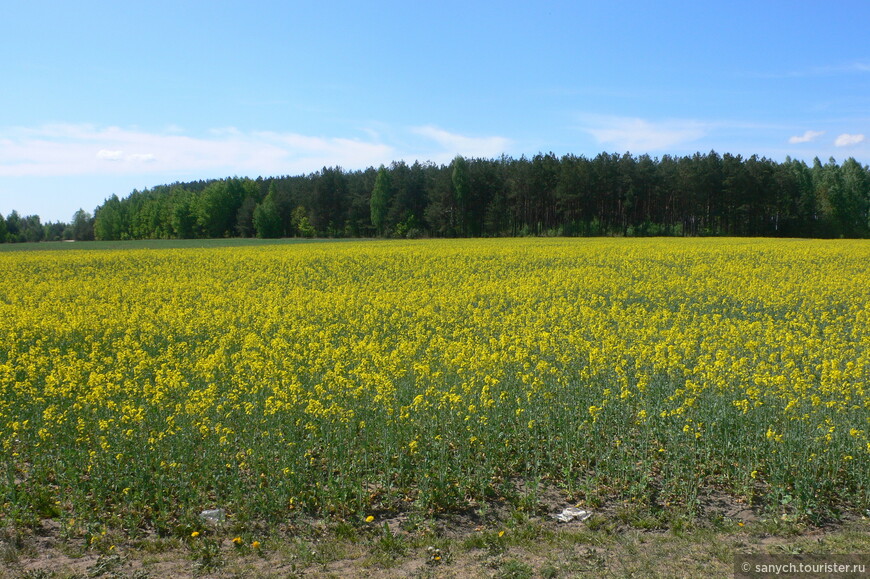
[3,493,869,579]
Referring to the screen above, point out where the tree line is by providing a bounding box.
[0,209,95,243]
[3,151,870,242]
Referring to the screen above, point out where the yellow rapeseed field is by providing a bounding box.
[0,238,867,533]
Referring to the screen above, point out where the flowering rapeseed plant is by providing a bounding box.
[0,238,867,528]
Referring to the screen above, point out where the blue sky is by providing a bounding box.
[2,0,868,222]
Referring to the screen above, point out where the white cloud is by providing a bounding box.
[580,115,707,152]
[96,149,155,162]
[97,149,124,161]
[0,123,514,184]
[0,124,397,178]
[209,127,243,137]
[789,130,825,144]
[411,125,511,160]
[834,133,865,147]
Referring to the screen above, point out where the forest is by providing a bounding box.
[2,151,869,242]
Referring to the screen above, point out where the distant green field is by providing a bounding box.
[0,237,358,252]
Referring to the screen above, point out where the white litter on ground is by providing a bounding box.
[199,508,226,523]
[553,506,593,523]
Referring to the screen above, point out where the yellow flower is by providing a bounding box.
[252,540,261,549]
[2,238,866,539]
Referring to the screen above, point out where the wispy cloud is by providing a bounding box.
[411,125,511,160]
[97,149,124,161]
[97,149,156,162]
[788,130,825,144]
[0,124,397,178]
[834,133,865,147]
[579,115,707,152]
[0,123,514,180]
